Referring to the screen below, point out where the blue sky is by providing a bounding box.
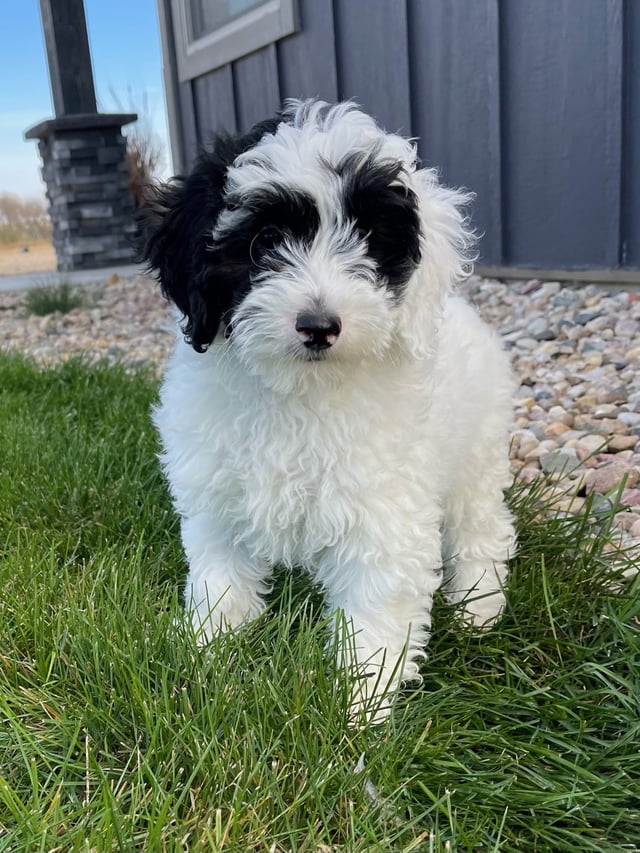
[0,0,170,200]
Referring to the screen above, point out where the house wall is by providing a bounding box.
[158,0,640,271]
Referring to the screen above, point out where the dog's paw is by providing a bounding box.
[459,589,506,630]
[184,595,266,645]
[347,659,422,727]
[348,674,394,726]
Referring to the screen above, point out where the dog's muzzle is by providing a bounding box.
[295,312,342,352]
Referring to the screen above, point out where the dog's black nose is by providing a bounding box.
[295,313,342,350]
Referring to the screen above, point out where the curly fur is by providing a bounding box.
[138,100,516,717]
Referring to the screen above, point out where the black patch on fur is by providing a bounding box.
[201,188,320,333]
[136,115,287,352]
[225,189,320,264]
[341,155,422,295]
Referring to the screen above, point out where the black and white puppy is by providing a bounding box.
[139,99,516,716]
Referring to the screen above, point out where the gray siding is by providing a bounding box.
[160,0,640,271]
[332,0,411,134]
[233,45,281,131]
[500,0,623,268]
[622,0,640,267]
[193,65,237,140]
[408,0,503,263]
[276,0,338,103]
[176,80,199,167]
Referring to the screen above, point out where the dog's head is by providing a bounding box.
[139,100,473,387]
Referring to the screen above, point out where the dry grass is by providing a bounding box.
[0,240,55,277]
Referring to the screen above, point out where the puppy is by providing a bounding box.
[139,100,516,715]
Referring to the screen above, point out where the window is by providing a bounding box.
[171,0,298,81]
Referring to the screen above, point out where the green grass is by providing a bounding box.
[23,282,85,316]
[0,351,638,852]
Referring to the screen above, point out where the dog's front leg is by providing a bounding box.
[180,513,270,643]
[320,526,444,720]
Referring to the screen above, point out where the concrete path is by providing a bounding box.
[0,263,144,292]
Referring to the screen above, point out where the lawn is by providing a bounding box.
[0,352,638,852]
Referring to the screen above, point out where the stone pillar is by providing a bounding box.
[26,114,138,271]
[24,0,140,272]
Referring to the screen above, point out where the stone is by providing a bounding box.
[595,386,629,405]
[574,309,602,325]
[523,440,559,462]
[519,279,542,294]
[547,406,574,426]
[614,317,639,337]
[567,383,588,399]
[534,385,556,401]
[607,435,639,453]
[539,448,583,475]
[528,405,548,422]
[517,465,541,483]
[620,489,640,507]
[589,496,617,517]
[514,394,535,408]
[526,317,555,341]
[613,511,640,532]
[516,337,540,351]
[553,291,580,307]
[79,203,113,219]
[596,418,629,436]
[576,434,609,457]
[592,404,620,419]
[554,495,587,514]
[25,116,137,272]
[556,429,587,447]
[618,412,640,427]
[517,440,540,461]
[510,429,537,453]
[513,416,531,429]
[544,422,571,438]
[583,462,640,495]
[529,421,548,440]
[584,341,606,359]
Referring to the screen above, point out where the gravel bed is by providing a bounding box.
[467,276,640,560]
[0,274,174,374]
[1,271,640,559]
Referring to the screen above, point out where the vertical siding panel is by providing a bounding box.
[501,0,623,268]
[332,0,411,133]
[407,0,501,264]
[277,0,338,102]
[157,0,185,173]
[193,65,237,142]
[622,0,640,267]
[163,0,636,271]
[177,80,199,168]
[233,44,281,132]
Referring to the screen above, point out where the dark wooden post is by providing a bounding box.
[39,0,97,116]
[24,0,138,271]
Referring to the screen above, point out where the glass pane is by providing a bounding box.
[189,0,268,41]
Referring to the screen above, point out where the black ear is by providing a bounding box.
[137,115,283,352]
[136,150,229,352]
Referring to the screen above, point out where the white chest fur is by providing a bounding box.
[156,344,432,568]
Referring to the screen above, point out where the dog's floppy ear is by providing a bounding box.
[397,171,476,360]
[137,116,283,352]
[136,154,227,351]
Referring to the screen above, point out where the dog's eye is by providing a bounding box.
[250,226,282,261]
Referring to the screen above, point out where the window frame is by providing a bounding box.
[171,0,298,81]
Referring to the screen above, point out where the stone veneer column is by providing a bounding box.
[25,113,138,272]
